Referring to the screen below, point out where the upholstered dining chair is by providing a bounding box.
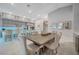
[45,32,62,55]
[27,43,44,55]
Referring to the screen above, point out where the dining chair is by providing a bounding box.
[45,32,62,55]
[27,43,44,55]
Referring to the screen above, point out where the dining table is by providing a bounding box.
[27,33,56,45]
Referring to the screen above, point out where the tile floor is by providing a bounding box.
[57,42,77,55]
[0,39,77,55]
[0,39,26,55]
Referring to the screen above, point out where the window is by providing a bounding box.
[52,23,57,29]
[57,23,63,29]
[51,23,63,30]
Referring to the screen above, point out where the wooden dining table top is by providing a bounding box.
[28,33,56,45]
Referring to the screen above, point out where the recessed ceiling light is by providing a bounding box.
[8,12,12,14]
[37,14,41,17]
[10,3,14,6]
[23,16,26,18]
[28,10,32,14]
[44,15,48,18]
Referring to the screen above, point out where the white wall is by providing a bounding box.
[0,19,2,26]
[0,18,2,26]
[48,5,73,43]
[73,4,79,33]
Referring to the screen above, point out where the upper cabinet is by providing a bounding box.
[0,12,30,22]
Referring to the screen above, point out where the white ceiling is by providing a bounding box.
[0,3,72,20]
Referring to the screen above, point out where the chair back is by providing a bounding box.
[55,32,62,43]
[34,45,44,55]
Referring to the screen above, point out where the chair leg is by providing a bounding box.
[51,49,57,55]
[42,47,45,52]
[54,49,57,54]
[58,43,60,47]
[38,48,43,55]
[48,49,53,55]
[47,49,50,55]
[35,51,39,55]
[55,49,57,54]
[51,50,53,55]
[49,50,51,55]
[39,49,42,55]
